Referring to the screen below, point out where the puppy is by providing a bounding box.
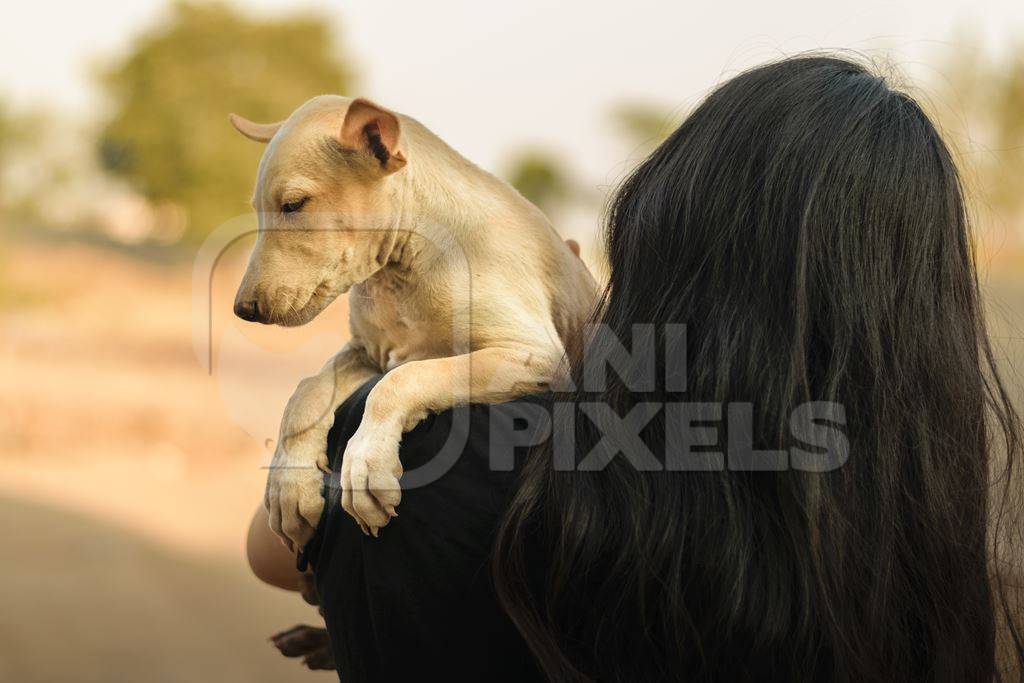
[230,96,597,545]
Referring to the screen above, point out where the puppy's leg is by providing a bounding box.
[340,344,560,533]
[267,343,378,549]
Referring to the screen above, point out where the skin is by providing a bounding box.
[231,96,598,546]
[246,505,306,591]
[248,506,334,671]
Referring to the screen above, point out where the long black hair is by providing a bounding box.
[493,55,1024,681]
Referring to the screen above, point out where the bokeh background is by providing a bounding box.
[2,1,1023,680]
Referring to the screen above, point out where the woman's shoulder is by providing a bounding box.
[305,376,544,681]
[328,374,548,488]
[307,375,548,564]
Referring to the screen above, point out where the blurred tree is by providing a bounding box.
[985,48,1024,221]
[609,102,683,154]
[505,150,572,215]
[0,98,37,216]
[0,98,11,208]
[503,104,681,221]
[96,1,353,242]
[929,39,1024,233]
[0,98,11,173]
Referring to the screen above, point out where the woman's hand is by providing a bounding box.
[246,504,305,590]
[270,624,335,671]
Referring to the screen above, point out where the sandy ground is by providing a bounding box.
[1,232,1023,680]
[0,235,349,681]
[1,496,329,683]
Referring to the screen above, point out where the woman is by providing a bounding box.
[250,55,1024,681]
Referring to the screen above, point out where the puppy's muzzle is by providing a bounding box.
[234,298,262,322]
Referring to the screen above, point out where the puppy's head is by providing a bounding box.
[230,96,407,326]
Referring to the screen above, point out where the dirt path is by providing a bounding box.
[0,494,327,682]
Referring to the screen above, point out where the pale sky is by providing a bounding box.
[3,0,1023,224]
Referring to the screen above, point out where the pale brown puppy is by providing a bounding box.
[231,96,597,546]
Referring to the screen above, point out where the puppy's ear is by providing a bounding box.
[228,113,283,143]
[340,98,407,174]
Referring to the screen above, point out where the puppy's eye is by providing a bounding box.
[281,197,308,214]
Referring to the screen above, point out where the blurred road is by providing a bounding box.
[0,235,346,681]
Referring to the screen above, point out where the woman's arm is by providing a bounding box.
[248,372,385,590]
[246,505,305,591]
[249,505,335,670]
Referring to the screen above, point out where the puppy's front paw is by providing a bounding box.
[340,423,402,536]
[265,446,327,550]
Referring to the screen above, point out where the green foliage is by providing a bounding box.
[609,102,683,153]
[506,150,571,214]
[929,39,1024,225]
[0,98,30,185]
[96,1,353,242]
[0,98,10,172]
[0,98,37,213]
[986,48,1024,216]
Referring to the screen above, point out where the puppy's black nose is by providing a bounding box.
[234,299,260,322]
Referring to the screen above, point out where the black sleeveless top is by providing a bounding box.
[301,376,545,682]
